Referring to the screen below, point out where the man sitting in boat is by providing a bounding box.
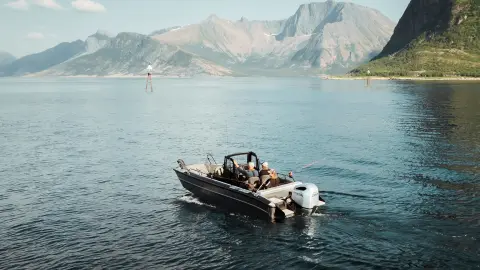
[233,160,259,190]
[259,162,278,188]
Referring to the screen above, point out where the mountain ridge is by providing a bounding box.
[36,32,234,77]
[1,1,396,77]
[351,0,480,77]
[0,41,86,76]
[291,2,394,72]
[0,51,16,67]
[150,1,395,74]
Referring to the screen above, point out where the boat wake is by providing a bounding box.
[300,255,322,264]
[177,194,255,221]
[177,194,216,209]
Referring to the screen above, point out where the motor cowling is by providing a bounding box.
[291,183,320,209]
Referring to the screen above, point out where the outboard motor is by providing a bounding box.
[291,183,320,209]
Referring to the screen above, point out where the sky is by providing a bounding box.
[0,0,410,58]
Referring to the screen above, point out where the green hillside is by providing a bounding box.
[350,0,480,77]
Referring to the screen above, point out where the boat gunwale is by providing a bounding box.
[174,169,277,217]
[174,165,298,200]
[173,168,275,208]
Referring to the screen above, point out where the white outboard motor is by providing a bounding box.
[291,183,321,209]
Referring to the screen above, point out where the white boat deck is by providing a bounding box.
[268,197,294,218]
[257,182,299,199]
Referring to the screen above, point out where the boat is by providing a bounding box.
[173,151,326,222]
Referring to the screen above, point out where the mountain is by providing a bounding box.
[291,2,395,73]
[149,1,395,74]
[83,30,112,55]
[3,1,397,77]
[275,1,337,41]
[0,51,16,67]
[149,26,182,36]
[351,0,480,77]
[37,32,233,76]
[151,15,289,67]
[0,41,86,76]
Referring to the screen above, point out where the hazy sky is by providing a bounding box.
[1,0,410,57]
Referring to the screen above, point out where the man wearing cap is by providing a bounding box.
[259,162,270,176]
[259,161,278,187]
[260,162,277,177]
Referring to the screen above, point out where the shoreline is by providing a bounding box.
[324,75,480,81]
[7,74,480,81]
[18,73,239,79]
[22,74,207,78]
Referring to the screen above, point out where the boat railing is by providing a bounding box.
[177,159,189,171]
[176,160,210,177]
[277,172,295,182]
[206,153,217,165]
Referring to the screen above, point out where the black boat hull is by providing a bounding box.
[174,169,284,221]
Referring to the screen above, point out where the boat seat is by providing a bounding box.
[269,197,284,205]
[248,176,260,185]
[214,166,224,176]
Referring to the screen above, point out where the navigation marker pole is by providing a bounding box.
[365,69,371,87]
[146,64,153,92]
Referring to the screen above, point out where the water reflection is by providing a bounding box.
[399,82,480,183]
[3,78,479,269]
[396,82,480,261]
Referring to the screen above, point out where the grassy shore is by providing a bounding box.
[325,75,480,81]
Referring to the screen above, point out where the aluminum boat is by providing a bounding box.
[173,151,325,222]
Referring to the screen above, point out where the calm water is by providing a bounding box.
[0,78,479,269]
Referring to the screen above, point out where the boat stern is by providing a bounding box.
[291,183,320,209]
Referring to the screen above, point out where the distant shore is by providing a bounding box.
[26,74,198,78]
[20,74,223,79]
[324,75,480,81]
[13,74,480,81]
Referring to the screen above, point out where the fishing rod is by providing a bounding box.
[266,160,327,203]
[257,160,319,182]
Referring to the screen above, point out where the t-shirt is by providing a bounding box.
[237,167,259,178]
[259,169,270,176]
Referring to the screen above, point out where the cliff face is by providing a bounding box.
[291,2,394,72]
[373,0,455,59]
[352,0,480,77]
[84,31,112,55]
[275,1,336,41]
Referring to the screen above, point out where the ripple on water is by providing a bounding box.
[1,79,480,269]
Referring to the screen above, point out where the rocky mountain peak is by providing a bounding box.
[275,1,339,41]
[205,14,220,22]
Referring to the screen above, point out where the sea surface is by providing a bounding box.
[0,77,479,269]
